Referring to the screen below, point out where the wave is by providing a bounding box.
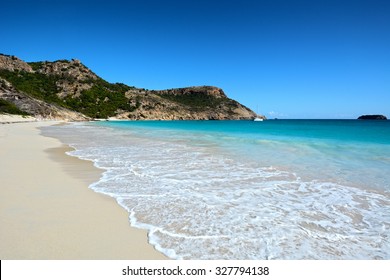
[44,121,390,259]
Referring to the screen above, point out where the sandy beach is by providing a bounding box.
[0,114,37,124]
[0,119,167,259]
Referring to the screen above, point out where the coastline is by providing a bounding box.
[0,120,167,259]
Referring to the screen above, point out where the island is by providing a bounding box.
[357,115,387,120]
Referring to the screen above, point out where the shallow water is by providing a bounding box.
[43,120,390,259]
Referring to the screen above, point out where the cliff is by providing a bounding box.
[0,54,256,120]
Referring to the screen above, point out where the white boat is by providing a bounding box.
[253,106,264,121]
[254,117,264,121]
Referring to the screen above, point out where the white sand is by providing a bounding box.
[0,114,37,124]
[0,121,167,259]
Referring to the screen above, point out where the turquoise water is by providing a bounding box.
[100,120,390,190]
[43,120,390,259]
[104,119,390,144]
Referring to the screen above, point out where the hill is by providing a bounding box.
[0,54,256,120]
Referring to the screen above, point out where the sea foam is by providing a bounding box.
[43,121,390,259]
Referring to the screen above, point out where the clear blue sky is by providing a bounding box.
[1,0,389,118]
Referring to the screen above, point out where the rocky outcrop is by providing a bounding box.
[0,54,256,120]
[34,59,97,81]
[358,115,387,120]
[0,54,33,73]
[121,86,255,120]
[30,59,98,98]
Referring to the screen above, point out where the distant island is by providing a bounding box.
[358,115,387,120]
[0,54,257,121]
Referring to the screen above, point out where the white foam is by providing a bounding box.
[42,122,390,260]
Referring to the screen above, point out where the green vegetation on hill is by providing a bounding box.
[0,69,62,103]
[63,82,136,119]
[0,69,135,119]
[0,98,29,115]
[28,61,45,71]
[158,91,228,111]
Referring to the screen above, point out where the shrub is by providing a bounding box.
[0,98,30,115]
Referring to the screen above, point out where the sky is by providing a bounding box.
[1,0,389,119]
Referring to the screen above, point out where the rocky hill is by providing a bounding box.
[0,54,257,120]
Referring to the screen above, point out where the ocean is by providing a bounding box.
[43,120,390,259]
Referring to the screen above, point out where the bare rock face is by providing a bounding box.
[34,59,98,81]
[55,79,93,99]
[0,54,256,120]
[31,59,98,98]
[0,54,33,73]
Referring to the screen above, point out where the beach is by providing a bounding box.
[0,119,167,259]
[2,119,389,260]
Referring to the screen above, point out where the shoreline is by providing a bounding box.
[0,121,167,259]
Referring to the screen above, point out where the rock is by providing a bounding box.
[0,54,33,72]
[357,115,387,120]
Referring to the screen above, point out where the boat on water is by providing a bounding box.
[254,116,264,121]
[253,105,265,121]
